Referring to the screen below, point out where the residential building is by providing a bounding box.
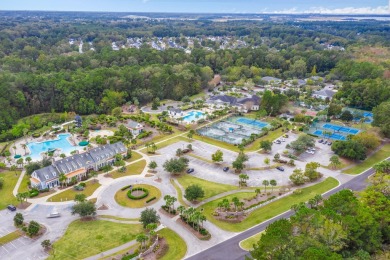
[168,108,184,117]
[312,89,336,100]
[125,120,144,137]
[261,76,282,84]
[206,95,260,113]
[30,142,127,190]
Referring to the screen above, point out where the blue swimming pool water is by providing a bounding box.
[182,111,205,123]
[26,133,82,161]
[322,123,359,135]
[236,117,269,129]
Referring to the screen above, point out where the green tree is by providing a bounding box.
[238,173,249,187]
[340,110,354,122]
[260,140,272,153]
[270,179,277,192]
[163,157,189,175]
[41,239,52,251]
[184,184,205,202]
[111,107,122,118]
[262,180,270,193]
[289,168,306,185]
[148,161,158,172]
[176,148,183,157]
[14,213,24,226]
[71,201,96,219]
[211,150,223,163]
[331,140,366,160]
[28,221,40,237]
[264,157,270,169]
[304,162,321,182]
[290,135,315,153]
[140,208,160,228]
[136,233,149,251]
[74,194,87,203]
[372,101,390,137]
[329,155,341,169]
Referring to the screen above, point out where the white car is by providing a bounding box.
[306,150,315,154]
[280,138,286,142]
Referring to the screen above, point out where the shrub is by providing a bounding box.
[121,185,132,191]
[29,189,39,198]
[146,197,156,203]
[127,187,149,200]
[79,182,86,187]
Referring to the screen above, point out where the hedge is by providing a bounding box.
[121,185,132,191]
[127,187,149,200]
[146,197,156,203]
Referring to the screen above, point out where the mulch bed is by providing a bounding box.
[154,178,162,183]
[176,218,210,240]
[17,202,32,209]
[145,174,154,177]
[97,204,109,210]
[143,238,169,260]
[158,208,178,218]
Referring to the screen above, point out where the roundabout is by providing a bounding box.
[115,184,161,208]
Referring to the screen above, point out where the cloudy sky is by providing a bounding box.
[1,0,389,14]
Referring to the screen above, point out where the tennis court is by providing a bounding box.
[322,123,360,135]
[313,130,346,141]
[236,117,269,128]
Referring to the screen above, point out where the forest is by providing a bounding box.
[0,12,389,140]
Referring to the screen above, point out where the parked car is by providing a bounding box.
[309,147,316,152]
[328,142,332,146]
[306,150,314,154]
[276,166,285,171]
[223,167,230,172]
[280,138,286,142]
[318,139,323,143]
[186,168,194,174]
[47,207,61,218]
[274,140,281,144]
[323,140,328,144]
[7,205,16,211]
[283,134,289,138]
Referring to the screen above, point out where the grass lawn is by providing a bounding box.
[202,177,338,232]
[18,173,30,193]
[125,151,143,162]
[101,243,139,260]
[111,160,146,179]
[170,179,189,207]
[190,92,206,101]
[0,230,22,246]
[239,231,264,251]
[158,228,187,260]
[193,134,239,152]
[245,128,285,152]
[98,215,139,221]
[139,135,190,153]
[115,184,161,208]
[47,180,101,202]
[47,220,142,260]
[0,170,22,209]
[343,144,390,175]
[176,174,239,201]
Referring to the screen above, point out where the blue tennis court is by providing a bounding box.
[313,130,346,141]
[322,123,360,135]
[236,117,269,129]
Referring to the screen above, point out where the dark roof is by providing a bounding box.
[237,95,260,106]
[208,95,237,105]
[34,165,60,182]
[53,153,94,174]
[313,89,336,98]
[88,142,127,162]
[126,120,141,129]
[169,107,182,113]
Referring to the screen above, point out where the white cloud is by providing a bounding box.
[266,6,390,14]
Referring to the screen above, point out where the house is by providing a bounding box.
[237,95,261,112]
[125,120,143,137]
[206,95,237,109]
[30,142,127,190]
[261,76,282,84]
[168,108,184,117]
[312,89,336,100]
[206,95,260,113]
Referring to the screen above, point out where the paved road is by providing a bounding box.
[186,159,386,260]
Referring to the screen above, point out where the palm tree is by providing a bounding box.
[270,180,277,192]
[21,144,27,156]
[146,223,158,240]
[136,233,148,251]
[255,188,261,197]
[313,194,323,207]
[59,173,67,188]
[262,180,269,193]
[177,205,186,216]
[232,197,240,211]
[25,157,32,165]
[89,171,98,183]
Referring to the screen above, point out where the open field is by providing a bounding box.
[344,144,390,175]
[47,220,142,260]
[176,174,238,201]
[47,180,101,202]
[111,160,146,179]
[115,184,161,208]
[125,151,143,162]
[202,177,338,232]
[0,170,22,209]
[158,228,187,260]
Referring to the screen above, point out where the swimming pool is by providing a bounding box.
[26,133,83,161]
[322,123,360,135]
[182,111,205,123]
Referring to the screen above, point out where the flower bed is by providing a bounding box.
[127,187,149,200]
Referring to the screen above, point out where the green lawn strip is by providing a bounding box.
[186,153,214,164]
[47,220,142,260]
[98,215,139,221]
[111,160,146,179]
[0,170,22,209]
[100,243,139,260]
[189,92,206,101]
[0,230,23,246]
[202,177,339,232]
[176,174,239,201]
[239,231,264,251]
[18,173,30,193]
[125,151,143,162]
[193,134,239,152]
[157,228,187,260]
[115,184,161,208]
[170,179,189,207]
[343,144,390,175]
[247,163,281,171]
[245,128,285,152]
[47,180,101,202]
[138,135,188,153]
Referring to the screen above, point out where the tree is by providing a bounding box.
[14,213,24,226]
[89,171,98,183]
[262,180,270,193]
[329,155,341,169]
[187,129,195,139]
[176,148,183,157]
[211,150,223,163]
[289,168,306,185]
[140,208,160,228]
[352,132,380,150]
[273,153,280,162]
[71,201,96,219]
[25,156,32,164]
[184,184,205,202]
[232,152,248,173]
[340,110,354,122]
[16,192,25,205]
[163,157,189,175]
[255,188,261,197]
[148,161,158,172]
[111,107,122,118]
[74,194,87,203]
[260,140,272,153]
[264,157,270,169]
[59,173,67,188]
[270,180,277,192]
[146,223,158,239]
[41,239,52,251]
[218,199,230,211]
[327,103,343,117]
[136,233,148,251]
[0,177,3,189]
[372,101,390,137]
[304,162,321,182]
[238,173,249,187]
[290,135,315,153]
[331,140,366,160]
[28,221,40,237]
[163,195,176,213]
[187,144,192,151]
